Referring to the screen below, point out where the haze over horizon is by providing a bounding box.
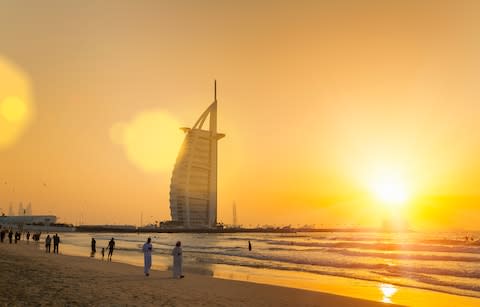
[2,1,480,230]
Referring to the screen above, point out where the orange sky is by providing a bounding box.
[1,1,480,230]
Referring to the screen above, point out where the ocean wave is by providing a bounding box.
[324,248,480,262]
[263,239,480,254]
[194,254,480,299]
[180,248,480,280]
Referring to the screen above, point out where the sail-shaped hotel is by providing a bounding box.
[169,82,225,228]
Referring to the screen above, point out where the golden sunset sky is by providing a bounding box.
[1,1,480,229]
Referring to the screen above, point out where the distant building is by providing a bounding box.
[169,82,225,228]
[0,215,57,226]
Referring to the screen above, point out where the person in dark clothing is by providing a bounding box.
[107,238,115,261]
[35,232,42,242]
[26,232,30,241]
[8,230,13,244]
[248,240,252,251]
[14,232,20,243]
[53,233,60,254]
[45,235,51,253]
[0,230,5,243]
[90,238,97,257]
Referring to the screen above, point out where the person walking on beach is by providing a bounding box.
[172,241,184,278]
[53,234,60,254]
[26,231,30,241]
[248,240,252,251]
[101,248,105,260]
[91,238,96,257]
[107,238,115,261]
[0,229,5,243]
[45,235,52,253]
[8,230,13,244]
[142,237,153,276]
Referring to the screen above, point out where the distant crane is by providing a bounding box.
[232,201,237,227]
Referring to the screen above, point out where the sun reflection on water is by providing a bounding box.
[380,283,398,303]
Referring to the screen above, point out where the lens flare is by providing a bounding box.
[0,56,34,150]
[111,110,183,173]
[1,96,28,122]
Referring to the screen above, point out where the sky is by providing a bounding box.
[1,1,480,230]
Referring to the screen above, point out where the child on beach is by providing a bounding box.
[101,248,105,260]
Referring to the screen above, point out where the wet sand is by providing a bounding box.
[0,241,396,306]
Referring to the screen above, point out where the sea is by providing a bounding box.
[54,231,480,304]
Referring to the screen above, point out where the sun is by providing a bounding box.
[371,174,409,207]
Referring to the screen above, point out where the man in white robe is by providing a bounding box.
[172,241,184,278]
[142,237,153,276]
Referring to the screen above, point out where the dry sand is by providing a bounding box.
[0,241,397,306]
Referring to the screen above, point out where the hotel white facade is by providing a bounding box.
[169,83,224,228]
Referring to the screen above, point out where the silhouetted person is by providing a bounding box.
[33,232,41,241]
[14,232,20,243]
[45,235,51,253]
[107,238,115,261]
[91,238,96,257]
[101,248,105,260]
[248,240,252,251]
[142,237,153,276]
[0,230,5,243]
[26,231,30,241]
[172,241,184,278]
[8,230,13,244]
[53,233,60,253]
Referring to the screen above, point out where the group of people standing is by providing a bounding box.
[142,238,184,278]
[90,237,115,261]
[44,233,61,253]
[89,236,183,278]
[142,238,185,278]
[0,228,60,254]
[0,229,40,244]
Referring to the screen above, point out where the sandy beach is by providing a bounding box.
[0,242,397,307]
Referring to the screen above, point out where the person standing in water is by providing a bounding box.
[142,238,153,276]
[91,238,96,257]
[172,241,184,278]
[45,235,51,253]
[53,234,60,254]
[107,238,115,261]
[248,240,252,251]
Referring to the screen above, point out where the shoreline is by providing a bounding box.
[0,241,396,306]
[2,242,480,306]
